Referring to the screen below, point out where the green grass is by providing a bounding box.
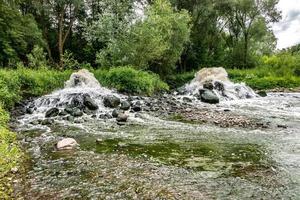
[0,106,23,198]
[228,68,300,90]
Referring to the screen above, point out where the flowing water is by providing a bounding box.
[12,70,300,199]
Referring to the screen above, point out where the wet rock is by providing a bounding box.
[182,97,192,102]
[99,113,113,119]
[214,81,225,92]
[83,95,99,110]
[59,110,68,116]
[41,118,54,125]
[63,115,74,122]
[70,94,85,109]
[199,89,219,104]
[132,101,142,112]
[72,108,83,117]
[117,122,126,126]
[26,107,34,114]
[203,81,214,90]
[45,108,59,118]
[56,138,78,150]
[277,124,287,129]
[112,109,123,118]
[64,107,73,114]
[83,107,95,115]
[116,113,128,122]
[258,91,267,97]
[103,96,120,108]
[120,100,130,110]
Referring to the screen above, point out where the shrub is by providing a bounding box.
[165,71,195,89]
[94,66,169,95]
[27,45,48,69]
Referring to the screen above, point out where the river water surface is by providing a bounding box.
[14,93,300,199]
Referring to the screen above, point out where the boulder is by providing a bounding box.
[132,101,142,112]
[116,113,128,122]
[199,89,219,104]
[83,95,98,110]
[112,109,123,118]
[45,108,59,118]
[71,108,83,117]
[120,100,130,110]
[257,91,267,97]
[103,96,120,108]
[56,138,78,150]
[203,81,214,90]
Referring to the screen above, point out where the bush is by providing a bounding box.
[165,71,195,89]
[94,66,169,95]
[0,68,72,109]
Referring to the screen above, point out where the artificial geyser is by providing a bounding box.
[13,68,300,199]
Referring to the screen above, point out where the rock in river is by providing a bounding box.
[116,113,128,122]
[199,89,219,104]
[45,108,59,118]
[83,95,99,110]
[103,96,120,108]
[120,100,131,110]
[57,138,78,150]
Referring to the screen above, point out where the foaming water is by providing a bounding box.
[19,69,124,126]
[184,67,257,100]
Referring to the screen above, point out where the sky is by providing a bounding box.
[272,0,300,49]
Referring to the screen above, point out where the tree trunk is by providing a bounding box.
[243,32,248,68]
[58,9,64,69]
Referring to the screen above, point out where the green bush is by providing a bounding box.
[94,66,169,95]
[165,71,195,89]
[0,68,72,109]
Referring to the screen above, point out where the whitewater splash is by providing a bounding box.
[22,69,122,123]
[184,67,258,101]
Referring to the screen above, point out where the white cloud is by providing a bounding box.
[272,0,300,49]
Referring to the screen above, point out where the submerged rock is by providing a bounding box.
[199,89,219,104]
[103,96,120,108]
[45,108,59,118]
[56,138,78,150]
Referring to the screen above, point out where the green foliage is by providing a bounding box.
[93,66,169,95]
[61,51,80,70]
[228,53,300,90]
[165,71,195,89]
[0,106,22,198]
[0,1,43,67]
[0,68,72,109]
[96,0,191,75]
[27,45,49,69]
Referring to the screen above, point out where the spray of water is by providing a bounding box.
[184,67,258,100]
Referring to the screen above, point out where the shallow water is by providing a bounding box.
[14,93,300,199]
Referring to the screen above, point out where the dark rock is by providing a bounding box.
[59,110,68,116]
[112,109,123,118]
[257,91,267,97]
[203,81,214,90]
[64,107,73,114]
[83,107,95,115]
[70,94,85,109]
[103,96,120,108]
[120,100,130,110]
[99,113,113,119]
[182,97,192,102]
[41,118,54,125]
[83,95,98,110]
[177,86,187,95]
[45,108,59,118]
[214,81,225,92]
[26,108,34,114]
[117,122,126,126]
[277,124,287,129]
[199,89,219,104]
[132,101,142,112]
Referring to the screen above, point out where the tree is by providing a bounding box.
[218,0,281,68]
[0,0,43,67]
[94,0,191,76]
